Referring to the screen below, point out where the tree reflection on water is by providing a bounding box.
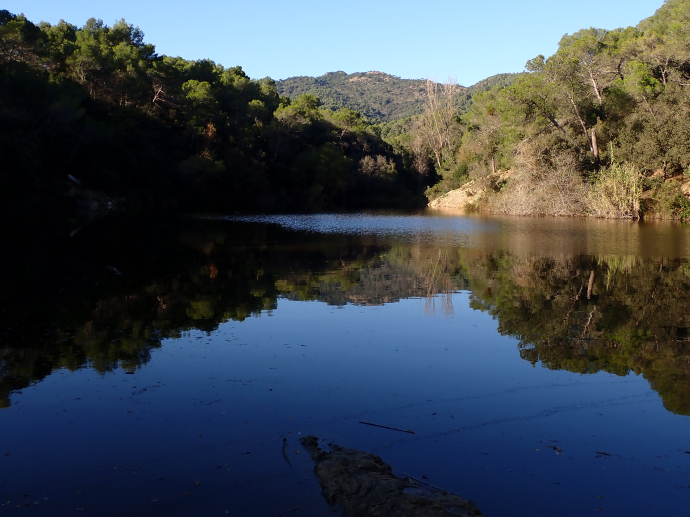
[2,216,689,416]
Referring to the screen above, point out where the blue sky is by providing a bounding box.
[11,1,663,85]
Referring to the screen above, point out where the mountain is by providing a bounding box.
[276,71,521,122]
[456,73,524,114]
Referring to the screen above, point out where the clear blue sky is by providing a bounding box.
[10,1,663,85]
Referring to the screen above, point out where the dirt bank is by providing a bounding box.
[428,168,690,221]
[428,171,511,211]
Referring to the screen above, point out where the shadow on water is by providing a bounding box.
[3,214,690,415]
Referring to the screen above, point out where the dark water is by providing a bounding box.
[2,212,690,516]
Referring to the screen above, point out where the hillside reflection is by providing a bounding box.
[2,216,689,417]
[462,253,690,415]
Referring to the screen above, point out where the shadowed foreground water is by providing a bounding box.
[2,212,690,516]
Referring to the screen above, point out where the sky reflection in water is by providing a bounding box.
[2,213,690,516]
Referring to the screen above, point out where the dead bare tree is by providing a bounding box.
[414,79,460,170]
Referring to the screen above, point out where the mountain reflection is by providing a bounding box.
[2,217,689,417]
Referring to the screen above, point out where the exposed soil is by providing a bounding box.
[428,171,511,210]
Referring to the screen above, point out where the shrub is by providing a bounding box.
[488,151,588,216]
[587,162,642,219]
[653,181,690,219]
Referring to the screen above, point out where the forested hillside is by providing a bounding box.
[422,0,690,220]
[0,11,430,217]
[277,71,520,122]
[4,1,689,221]
[278,71,428,121]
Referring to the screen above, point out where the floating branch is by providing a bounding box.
[359,421,415,434]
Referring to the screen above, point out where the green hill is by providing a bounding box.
[277,71,521,122]
[456,73,524,114]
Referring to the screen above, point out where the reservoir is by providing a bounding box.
[2,212,690,516]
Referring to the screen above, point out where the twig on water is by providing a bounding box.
[359,421,415,434]
[282,437,292,467]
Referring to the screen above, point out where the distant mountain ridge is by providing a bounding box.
[277,71,521,122]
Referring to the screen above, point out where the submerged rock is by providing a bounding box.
[299,435,485,517]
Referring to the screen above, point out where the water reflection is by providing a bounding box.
[462,253,690,416]
[2,214,690,418]
[227,212,690,257]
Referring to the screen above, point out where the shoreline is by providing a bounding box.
[428,169,690,222]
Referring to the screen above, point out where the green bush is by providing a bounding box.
[654,181,690,219]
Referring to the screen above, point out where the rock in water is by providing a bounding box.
[299,435,484,517]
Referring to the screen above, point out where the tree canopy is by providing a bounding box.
[0,11,430,217]
[421,0,690,219]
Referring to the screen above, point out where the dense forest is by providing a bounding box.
[277,71,519,122]
[0,11,431,217]
[423,0,690,220]
[2,1,690,220]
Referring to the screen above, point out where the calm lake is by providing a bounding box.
[2,211,690,516]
